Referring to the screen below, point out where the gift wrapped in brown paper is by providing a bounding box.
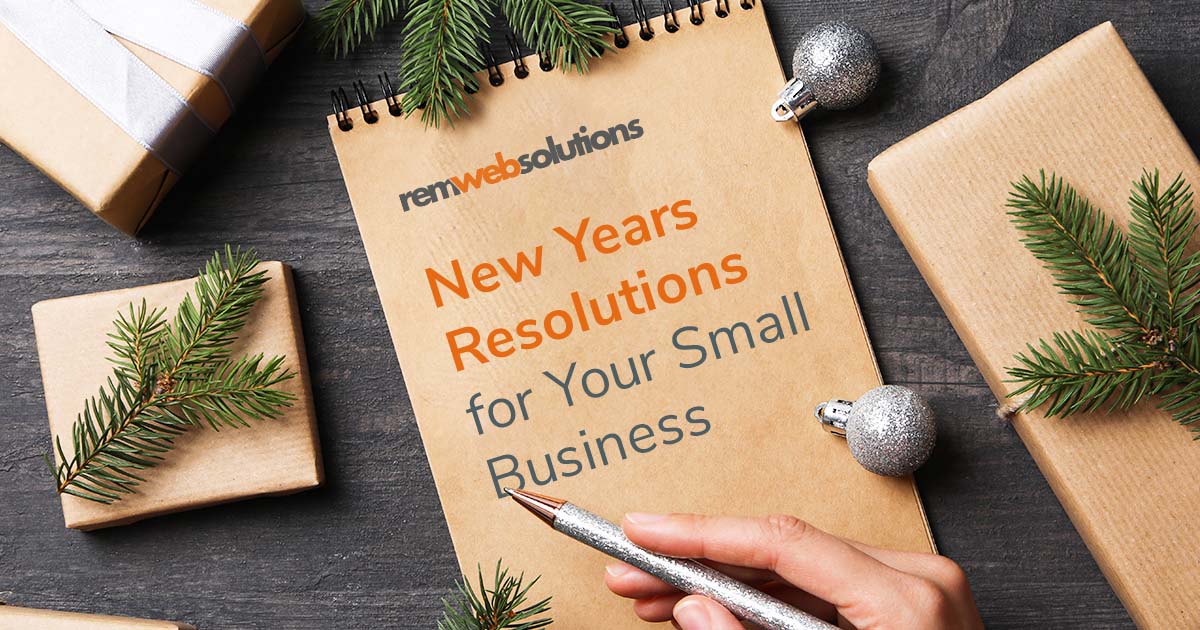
[868,22,1200,629]
[0,604,194,630]
[0,0,305,235]
[32,261,323,530]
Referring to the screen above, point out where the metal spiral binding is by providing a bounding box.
[378,72,402,116]
[633,0,655,40]
[662,0,680,33]
[329,0,755,132]
[508,35,530,79]
[608,4,630,48]
[485,49,505,87]
[330,87,352,131]
[352,80,379,124]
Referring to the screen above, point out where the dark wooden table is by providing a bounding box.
[4,1,1196,627]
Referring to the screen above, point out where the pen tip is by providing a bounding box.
[505,487,566,527]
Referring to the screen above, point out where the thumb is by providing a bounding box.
[673,595,744,630]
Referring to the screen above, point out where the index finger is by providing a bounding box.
[622,512,909,610]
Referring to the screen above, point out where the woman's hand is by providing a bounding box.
[604,513,983,630]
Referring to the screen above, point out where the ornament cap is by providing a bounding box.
[813,398,854,436]
[772,77,819,122]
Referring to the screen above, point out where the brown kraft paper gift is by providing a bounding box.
[869,22,1200,629]
[0,0,306,235]
[32,261,323,530]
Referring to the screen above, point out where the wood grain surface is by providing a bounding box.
[3,1,1197,627]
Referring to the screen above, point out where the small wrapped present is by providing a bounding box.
[868,22,1200,628]
[0,604,193,630]
[0,0,305,234]
[32,261,323,530]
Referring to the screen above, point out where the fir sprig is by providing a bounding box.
[48,247,296,503]
[500,0,614,73]
[439,562,552,630]
[316,0,403,58]
[318,0,617,127]
[1005,170,1200,435]
[399,0,493,128]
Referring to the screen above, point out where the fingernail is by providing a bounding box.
[625,512,668,525]
[673,599,709,628]
[605,563,631,577]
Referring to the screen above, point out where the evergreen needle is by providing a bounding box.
[438,562,553,630]
[500,0,615,74]
[317,0,403,58]
[317,0,617,128]
[1005,170,1200,436]
[49,247,296,504]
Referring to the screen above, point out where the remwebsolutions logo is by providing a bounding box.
[399,118,645,212]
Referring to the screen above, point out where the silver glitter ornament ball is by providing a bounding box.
[793,21,880,109]
[815,385,936,477]
[773,21,880,121]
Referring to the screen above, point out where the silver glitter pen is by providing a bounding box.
[505,488,837,630]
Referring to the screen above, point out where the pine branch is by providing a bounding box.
[1007,171,1156,338]
[399,0,493,128]
[1006,170,1200,437]
[1159,329,1200,427]
[439,562,553,630]
[159,246,271,382]
[500,0,615,73]
[316,0,404,58]
[159,355,295,431]
[50,248,296,504]
[106,300,166,385]
[1008,330,1166,416]
[1127,170,1200,331]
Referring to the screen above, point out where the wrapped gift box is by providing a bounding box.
[0,605,193,630]
[32,261,323,530]
[0,0,306,235]
[868,22,1200,628]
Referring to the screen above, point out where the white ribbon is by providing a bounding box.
[73,0,266,109]
[0,0,266,174]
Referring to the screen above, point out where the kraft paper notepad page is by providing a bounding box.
[328,2,932,626]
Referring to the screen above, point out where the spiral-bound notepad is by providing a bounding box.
[328,2,932,625]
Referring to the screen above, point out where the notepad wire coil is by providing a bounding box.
[329,0,756,131]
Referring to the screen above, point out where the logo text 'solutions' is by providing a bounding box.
[398,119,645,212]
